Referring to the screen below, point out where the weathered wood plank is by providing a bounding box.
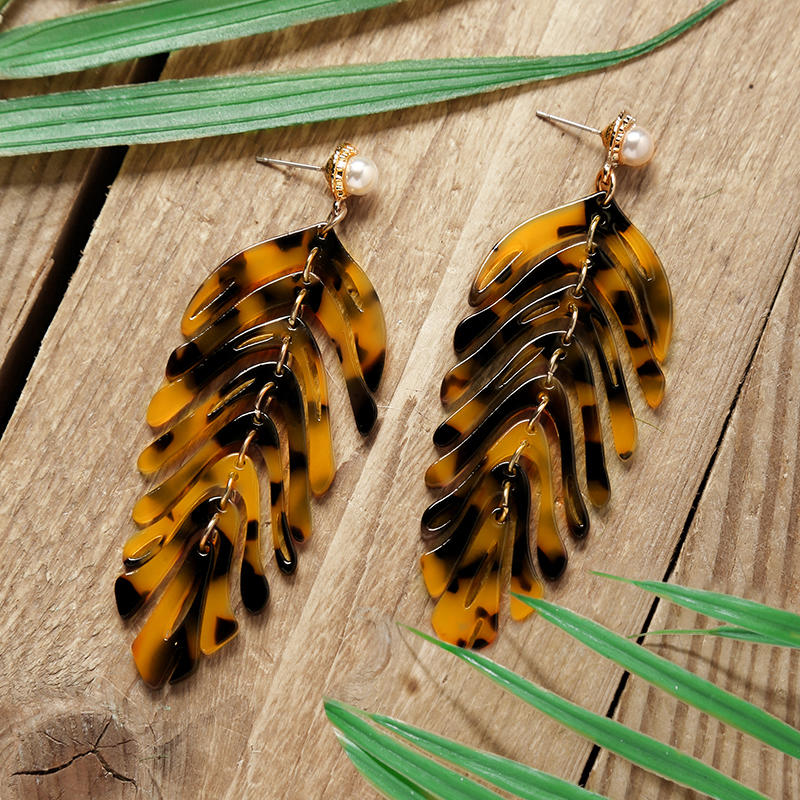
[0,1,143,424]
[0,1,798,798]
[586,240,800,798]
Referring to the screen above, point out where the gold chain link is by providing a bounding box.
[507,440,528,474]
[218,470,238,511]
[236,429,257,469]
[288,287,307,329]
[253,380,275,424]
[275,335,291,376]
[200,237,326,550]
[560,303,579,347]
[572,258,590,298]
[585,213,601,255]
[525,394,549,435]
[503,212,602,483]
[321,201,347,236]
[199,234,317,551]
[495,479,513,523]
[572,214,600,299]
[198,512,220,552]
[303,246,319,284]
[545,347,566,388]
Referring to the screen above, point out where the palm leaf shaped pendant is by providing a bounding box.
[421,112,673,648]
[115,144,385,687]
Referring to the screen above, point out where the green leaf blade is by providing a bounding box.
[518,596,800,759]
[369,710,608,800]
[0,0,404,78]
[338,737,439,800]
[407,627,768,800]
[0,0,734,156]
[637,626,793,647]
[594,572,800,648]
[325,700,505,800]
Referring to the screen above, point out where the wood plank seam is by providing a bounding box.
[0,145,127,433]
[577,222,800,789]
[0,52,169,437]
[657,222,800,588]
[585,234,800,799]
[1,3,797,797]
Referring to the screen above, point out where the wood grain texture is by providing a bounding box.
[0,1,140,412]
[586,240,800,799]
[0,0,799,798]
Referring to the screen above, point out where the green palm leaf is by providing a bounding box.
[0,0,732,157]
[326,700,505,799]
[326,698,608,800]
[517,595,800,758]
[406,627,767,800]
[325,578,794,800]
[0,0,402,79]
[635,626,792,647]
[339,738,440,799]
[594,572,800,648]
[367,706,606,799]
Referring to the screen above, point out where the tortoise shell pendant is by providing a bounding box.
[421,186,672,649]
[116,220,386,687]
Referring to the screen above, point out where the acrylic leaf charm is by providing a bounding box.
[422,192,672,648]
[117,224,385,687]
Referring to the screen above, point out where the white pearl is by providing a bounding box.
[620,125,655,167]
[344,155,378,196]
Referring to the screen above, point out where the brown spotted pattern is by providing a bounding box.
[422,193,672,648]
[117,225,385,687]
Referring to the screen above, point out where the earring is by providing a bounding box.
[420,111,672,648]
[115,143,385,687]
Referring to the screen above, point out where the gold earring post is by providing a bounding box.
[535,110,601,136]
[255,155,324,172]
[255,142,375,233]
[255,142,361,203]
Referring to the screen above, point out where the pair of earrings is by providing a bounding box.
[115,111,671,687]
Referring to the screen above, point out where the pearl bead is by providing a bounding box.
[343,155,378,196]
[620,125,655,167]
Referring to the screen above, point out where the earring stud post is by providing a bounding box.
[255,155,324,172]
[535,110,601,136]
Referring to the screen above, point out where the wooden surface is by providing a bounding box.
[0,0,155,426]
[588,233,800,800]
[1,1,799,798]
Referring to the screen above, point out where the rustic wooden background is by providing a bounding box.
[1,0,799,797]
